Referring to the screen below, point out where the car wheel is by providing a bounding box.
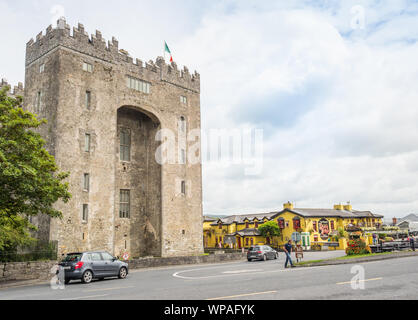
[263,255,267,261]
[275,253,278,260]
[118,267,128,279]
[81,270,93,284]
[247,258,252,262]
[64,279,70,285]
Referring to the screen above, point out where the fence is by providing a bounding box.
[0,241,58,262]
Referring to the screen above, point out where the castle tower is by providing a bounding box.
[24,18,203,257]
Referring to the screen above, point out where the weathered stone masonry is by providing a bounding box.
[21,18,203,258]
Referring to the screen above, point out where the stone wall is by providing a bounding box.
[0,254,246,283]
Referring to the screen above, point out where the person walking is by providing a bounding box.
[284,240,295,268]
[410,236,415,251]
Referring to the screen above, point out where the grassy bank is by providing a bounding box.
[295,251,410,266]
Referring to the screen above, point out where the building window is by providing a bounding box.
[313,221,317,232]
[120,190,130,218]
[180,96,187,104]
[83,174,90,192]
[314,234,318,242]
[85,134,91,152]
[219,223,222,230]
[250,238,254,245]
[278,219,285,229]
[181,181,186,195]
[83,62,93,73]
[245,238,249,246]
[179,116,186,133]
[330,221,335,230]
[120,129,131,161]
[126,76,150,94]
[293,218,301,230]
[85,91,91,109]
[36,91,42,113]
[180,149,186,164]
[255,221,259,228]
[40,64,45,73]
[245,222,249,229]
[82,204,88,222]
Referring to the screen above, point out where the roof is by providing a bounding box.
[273,208,384,219]
[210,212,276,225]
[399,214,418,223]
[233,228,262,237]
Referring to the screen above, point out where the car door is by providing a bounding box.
[100,252,120,276]
[265,246,274,259]
[88,252,106,276]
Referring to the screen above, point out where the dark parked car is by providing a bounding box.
[58,251,129,284]
[247,245,278,262]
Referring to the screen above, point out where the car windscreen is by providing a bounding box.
[62,253,82,262]
[249,246,261,251]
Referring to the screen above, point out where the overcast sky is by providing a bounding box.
[1,0,418,219]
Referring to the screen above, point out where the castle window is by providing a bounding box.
[39,64,45,73]
[85,91,91,109]
[180,96,187,104]
[82,204,88,222]
[180,149,186,164]
[83,62,93,73]
[179,116,186,133]
[127,76,150,94]
[36,91,42,113]
[181,181,186,195]
[83,173,90,192]
[120,129,131,161]
[120,190,130,218]
[85,134,91,152]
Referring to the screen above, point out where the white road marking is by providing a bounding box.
[336,277,383,285]
[60,294,109,300]
[206,290,277,300]
[222,269,263,274]
[83,286,135,293]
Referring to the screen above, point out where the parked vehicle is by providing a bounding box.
[57,251,129,284]
[247,245,278,262]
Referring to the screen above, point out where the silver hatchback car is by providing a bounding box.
[58,251,129,284]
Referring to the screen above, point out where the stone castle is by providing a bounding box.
[2,18,203,258]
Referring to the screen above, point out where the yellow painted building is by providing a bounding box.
[203,203,384,250]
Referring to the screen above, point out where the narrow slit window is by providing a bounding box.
[85,91,91,109]
[82,204,88,222]
[83,173,90,192]
[85,134,91,152]
[120,129,131,161]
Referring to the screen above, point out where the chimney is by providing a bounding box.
[343,202,352,211]
[392,217,397,226]
[334,204,344,211]
[284,202,294,210]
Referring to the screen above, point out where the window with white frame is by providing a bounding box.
[83,62,93,73]
[126,76,150,94]
[120,190,130,218]
[40,64,45,73]
[180,96,187,104]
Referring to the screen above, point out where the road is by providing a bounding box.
[1,252,417,300]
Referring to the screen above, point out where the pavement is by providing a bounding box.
[1,250,417,300]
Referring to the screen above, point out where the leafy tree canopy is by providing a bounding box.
[0,86,71,251]
[258,221,281,238]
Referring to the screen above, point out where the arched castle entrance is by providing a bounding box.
[114,106,162,258]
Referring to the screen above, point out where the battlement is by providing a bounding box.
[26,18,200,92]
[1,78,24,97]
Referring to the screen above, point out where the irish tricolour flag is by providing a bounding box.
[165,41,173,63]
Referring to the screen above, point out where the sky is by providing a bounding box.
[1,0,418,219]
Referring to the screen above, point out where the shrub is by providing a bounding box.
[345,239,370,256]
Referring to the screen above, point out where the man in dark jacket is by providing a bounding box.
[410,236,415,251]
[284,240,295,268]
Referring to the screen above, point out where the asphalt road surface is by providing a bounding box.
[1,252,417,300]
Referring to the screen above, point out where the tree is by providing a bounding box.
[0,86,71,251]
[258,221,282,241]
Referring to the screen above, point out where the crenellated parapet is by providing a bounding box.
[26,18,200,92]
[0,78,24,97]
